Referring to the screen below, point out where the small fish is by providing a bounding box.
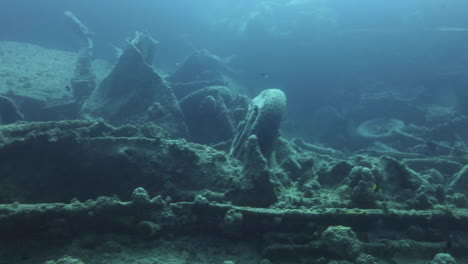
[372,184,379,193]
[65,85,71,92]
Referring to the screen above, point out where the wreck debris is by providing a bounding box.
[230,88,287,165]
[0,120,241,203]
[45,255,87,264]
[0,41,110,122]
[168,50,233,99]
[431,253,457,264]
[0,189,467,262]
[129,31,159,65]
[81,34,187,137]
[321,225,362,260]
[222,89,287,207]
[179,86,236,144]
[0,95,23,124]
[70,47,96,102]
[64,11,96,103]
[0,23,468,264]
[448,165,468,194]
[64,11,93,50]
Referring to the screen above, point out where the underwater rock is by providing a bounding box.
[230,89,287,165]
[380,156,430,191]
[81,40,186,137]
[276,137,316,182]
[168,49,232,99]
[227,135,278,207]
[0,95,23,124]
[431,253,456,264]
[318,160,353,187]
[355,254,378,264]
[220,209,244,238]
[45,255,87,264]
[321,225,362,260]
[349,155,451,209]
[179,86,235,144]
[376,156,444,209]
[279,156,302,180]
[407,184,445,209]
[346,166,378,208]
[131,187,151,206]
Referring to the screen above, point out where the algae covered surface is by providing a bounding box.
[1,1,468,264]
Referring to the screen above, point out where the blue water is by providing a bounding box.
[1,0,468,144]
